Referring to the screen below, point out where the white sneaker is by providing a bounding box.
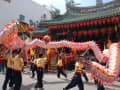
[39,88,44,90]
[8,87,11,90]
[2,72,5,74]
[8,87,14,90]
[34,88,37,90]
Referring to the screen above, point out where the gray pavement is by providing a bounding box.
[0,70,120,90]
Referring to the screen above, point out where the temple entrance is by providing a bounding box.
[47,49,58,71]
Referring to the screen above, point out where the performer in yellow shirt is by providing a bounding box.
[34,54,47,90]
[57,56,67,79]
[2,49,14,90]
[12,48,24,90]
[63,57,85,90]
[31,55,37,78]
[29,48,36,78]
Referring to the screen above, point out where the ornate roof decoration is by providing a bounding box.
[40,0,120,25]
[32,27,49,34]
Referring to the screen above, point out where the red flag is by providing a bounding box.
[104,42,106,50]
[108,37,112,48]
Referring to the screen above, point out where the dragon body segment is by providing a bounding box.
[0,21,120,85]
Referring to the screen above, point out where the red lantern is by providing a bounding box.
[53,26,56,29]
[52,26,55,29]
[65,24,68,28]
[90,21,94,26]
[62,25,64,28]
[71,24,73,28]
[102,19,106,24]
[87,21,90,26]
[57,25,60,29]
[108,27,113,33]
[107,18,111,23]
[56,26,57,29]
[50,26,52,29]
[115,17,119,23]
[59,25,61,28]
[98,19,102,25]
[64,25,66,28]
[56,25,58,29]
[52,26,54,29]
[77,23,79,27]
[84,22,86,26]
[61,25,64,28]
[66,24,68,28]
[73,31,77,36]
[59,25,61,29]
[67,24,69,28]
[63,31,66,36]
[88,30,93,37]
[101,28,106,35]
[94,30,99,36]
[48,26,51,29]
[73,24,76,27]
[83,31,88,36]
[94,20,97,25]
[78,31,83,37]
[112,17,115,23]
[80,23,83,26]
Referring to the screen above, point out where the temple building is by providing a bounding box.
[32,0,120,49]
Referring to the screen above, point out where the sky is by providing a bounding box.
[33,0,114,14]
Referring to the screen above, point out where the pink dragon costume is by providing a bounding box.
[0,21,120,86]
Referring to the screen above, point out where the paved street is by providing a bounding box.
[0,70,120,90]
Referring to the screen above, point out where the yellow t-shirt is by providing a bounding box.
[47,49,51,55]
[13,55,24,71]
[57,59,63,67]
[36,58,47,68]
[33,59,37,66]
[30,48,34,56]
[6,54,13,69]
[75,61,83,74]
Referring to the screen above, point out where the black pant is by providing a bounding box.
[31,64,37,78]
[82,72,88,82]
[13,71,22,90]
[97,82,105,90]
[64,73,84,90]
[36,68,43,88]
[0,64,5,72]
[94,78,97,85]
[57,66,67,78]
[2,68,14,90]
